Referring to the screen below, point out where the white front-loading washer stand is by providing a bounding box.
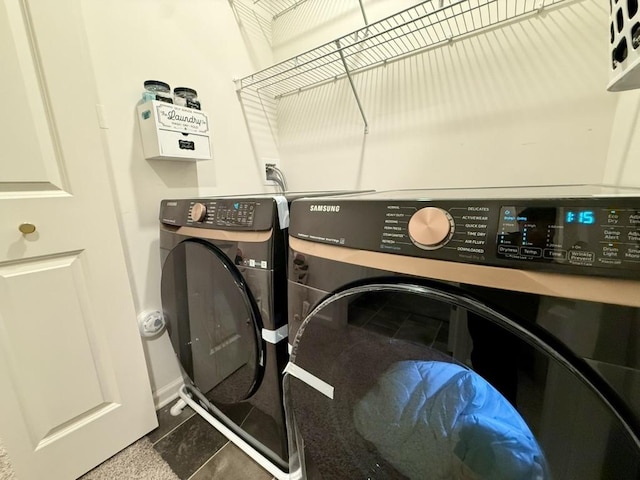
[170,385,299,480]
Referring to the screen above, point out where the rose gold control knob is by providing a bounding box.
[190,203,207,222]
[408,207,454,250]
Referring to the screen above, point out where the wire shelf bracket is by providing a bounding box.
[336,38,369,134]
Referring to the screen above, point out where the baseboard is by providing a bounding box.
[153,377,184,410]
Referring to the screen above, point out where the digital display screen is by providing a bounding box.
[496,206,600,264]
[565,210,595,225]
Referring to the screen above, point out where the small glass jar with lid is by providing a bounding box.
[174,87,201,110]
[142,80,173,104]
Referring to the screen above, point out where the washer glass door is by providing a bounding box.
[161,239,263,405]
[285,282,640,480]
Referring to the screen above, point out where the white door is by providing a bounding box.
[0,0,157,479]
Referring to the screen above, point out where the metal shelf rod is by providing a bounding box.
[336,39,370,134]
[358,0,369,25]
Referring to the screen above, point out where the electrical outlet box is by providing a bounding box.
[261,159,281,186]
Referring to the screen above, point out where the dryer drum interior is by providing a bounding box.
[161,238,287,468]
[285,281,640,480]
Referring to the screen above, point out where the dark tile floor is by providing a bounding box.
[147,403,275,480]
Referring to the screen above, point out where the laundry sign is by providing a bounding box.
[154,102,209,134]
[137,100,212,161]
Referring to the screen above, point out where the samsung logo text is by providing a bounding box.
[310,205,341,212]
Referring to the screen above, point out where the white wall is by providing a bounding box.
[81,0,268,407]
[604,90,640,187]
[265,0,619,191]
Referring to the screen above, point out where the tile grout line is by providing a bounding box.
[185,440,231,480]
[149,410,197,447]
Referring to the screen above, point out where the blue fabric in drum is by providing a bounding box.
[353,360,550,480]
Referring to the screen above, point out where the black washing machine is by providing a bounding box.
[159,191,368,478]
[285,186,640,479]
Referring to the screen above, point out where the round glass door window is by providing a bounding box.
[285,283,640,480]
[161,239,262,404]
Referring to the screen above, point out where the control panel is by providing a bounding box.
[289,197,640,279]
[495,206,640,267]
[160,198,273,231]
[188,200,255,227]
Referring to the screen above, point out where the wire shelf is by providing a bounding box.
[251,0,313,20]
[237,0,568,99]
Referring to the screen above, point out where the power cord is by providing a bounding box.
[265,164,288,192]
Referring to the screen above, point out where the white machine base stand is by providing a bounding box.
[170,385,298,480]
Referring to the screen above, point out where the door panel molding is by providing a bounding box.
[0,252,122,449]
[1,0,67,193]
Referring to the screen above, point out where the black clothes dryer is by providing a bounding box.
[160,196,290,476]
[159,191,369,478]
[285,186,640,480]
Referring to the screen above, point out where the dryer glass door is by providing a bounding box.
[284,282,640,480]
[161,239,263,404]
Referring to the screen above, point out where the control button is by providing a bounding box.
[544,249,567,260]
[568,250,595,263]
[606,211,621,226]
[190,203,207,222]
[498,245,519,255]
[520,247,542,258]
[628,229,640,243]
[408,207,454,250]
[624,246,640,260]
[601,245,620,258]
[602,228,622,241]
